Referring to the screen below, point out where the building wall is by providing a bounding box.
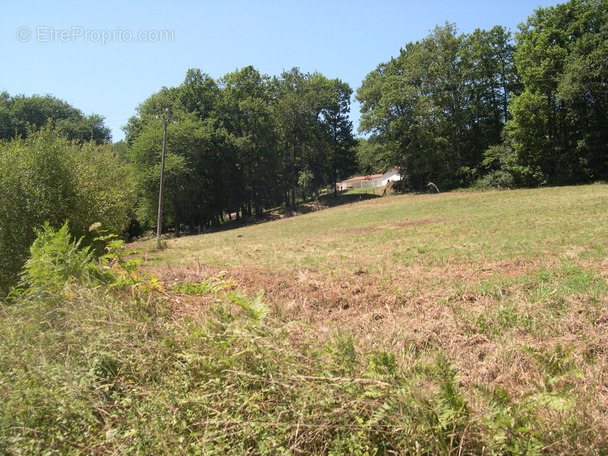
[382,169,401,186]
[338,169,400,190]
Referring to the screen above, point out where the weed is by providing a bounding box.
[477,383,544,456]
[520,343,582,395]
[20,221,94,296]
[172,272,233,295]
[226,290,269,321]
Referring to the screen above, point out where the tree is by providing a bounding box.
[112,140,130,162]
[314,77,358,196]
[130,113,227,233]
[509,0,608,185]
[273,69,357,204]
[126,66,358,231]
[123,87,182,146]
[357,24,519,191]
[273,68,318,207]
[127,71,224,232]
[464,26,520,166]
[0,92,111,143]
[217,66,280,217]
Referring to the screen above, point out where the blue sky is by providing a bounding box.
[1,0,561,142]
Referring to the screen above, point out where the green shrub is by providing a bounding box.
[0,126,135,293]
[20,222,95,296]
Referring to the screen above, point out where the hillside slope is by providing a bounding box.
[140,184,608,451]
[3,185,607,455]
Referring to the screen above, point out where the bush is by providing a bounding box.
[386,179,408,194]
[475,169,516,190]
[0,127,135,292]
[477,142,547,189]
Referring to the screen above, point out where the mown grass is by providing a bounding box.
[2,184,608,455]
[146,184,608,273]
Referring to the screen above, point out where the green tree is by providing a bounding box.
[356,137,385,175]
[127,69,239,232]
[126,66,358,230]
[357,24,519,190]
[274,69,357,203]
[112,140,130,162]
[130,113,228,234]
[0,92,111,143]
[464,26,520,166]
[508,0,608,185]
[314,77,358,196]
[358,33,446,190]
[218,66,281,217]
[123,87,182,146]
[273,68,318,207]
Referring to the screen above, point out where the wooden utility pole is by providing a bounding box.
[156,108,171,248]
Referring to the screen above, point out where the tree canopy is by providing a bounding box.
[126,66,358,233]
[0,92,111,144]
[507,0,608,185]
[357,0,608,190]
[357,23,519,191]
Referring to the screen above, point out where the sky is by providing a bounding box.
[1,0,563,142]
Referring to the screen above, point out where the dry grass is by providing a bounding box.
[131,184,608,453]
[2,185,608,454]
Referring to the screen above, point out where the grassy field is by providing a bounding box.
[2,184,608,454]
[141,184,608,452]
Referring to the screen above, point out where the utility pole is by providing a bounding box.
[156,108,171,248]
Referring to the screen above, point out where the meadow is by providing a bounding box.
[2,184,607,454]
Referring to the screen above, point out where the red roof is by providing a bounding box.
[342,174,382,183]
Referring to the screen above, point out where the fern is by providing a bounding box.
[21,222,94,295]
[226,290,268,321]
[520,343,582,393]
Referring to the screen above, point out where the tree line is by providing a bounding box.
[124,66,357,235]
[357,0,608,190]
[0,68,358,291]
[0,92,110,144]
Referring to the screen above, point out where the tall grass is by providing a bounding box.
[2,275,575,454]
[2,186,608,454]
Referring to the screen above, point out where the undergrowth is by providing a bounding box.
[0,224,606,454]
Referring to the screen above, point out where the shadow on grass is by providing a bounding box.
[170,192,383,238]
[290,192,381,213]
[251,193,380,223]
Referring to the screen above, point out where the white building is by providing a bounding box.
[381,168,401,186]
[338,168,401,190]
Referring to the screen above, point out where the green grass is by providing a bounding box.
[2,184,608,455]
[340,187,382,196]
[141,185,608,276]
